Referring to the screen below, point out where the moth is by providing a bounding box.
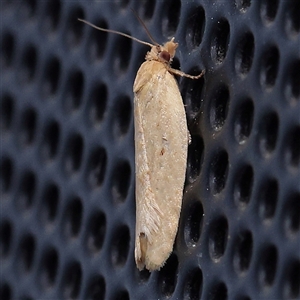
[79,16,204,271]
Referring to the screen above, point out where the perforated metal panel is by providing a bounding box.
[1,0,300,299]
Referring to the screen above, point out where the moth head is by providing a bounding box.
[162,38,178,59]
[153,38,178,64]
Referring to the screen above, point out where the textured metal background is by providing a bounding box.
[1,0,300,299]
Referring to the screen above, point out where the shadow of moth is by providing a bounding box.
[78,16,204,271]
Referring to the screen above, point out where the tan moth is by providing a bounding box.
[79,16,204,271]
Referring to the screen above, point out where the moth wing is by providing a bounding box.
[134,61,188,271]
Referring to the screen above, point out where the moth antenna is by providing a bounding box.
[78,18,154,48]
[130,8,159,46]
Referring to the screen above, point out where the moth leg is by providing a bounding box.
[188,131,192,145]
[168,68,205,79]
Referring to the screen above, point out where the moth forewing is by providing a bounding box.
[134,60,189,271]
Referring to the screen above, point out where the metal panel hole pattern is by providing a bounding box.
[0,0,299,299]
